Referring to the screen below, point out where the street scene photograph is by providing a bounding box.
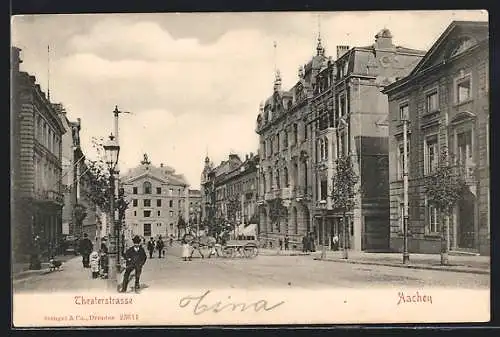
[11,10,490,325]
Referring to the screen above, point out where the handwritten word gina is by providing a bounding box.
[397,291,433,305]
[179,290,285,315]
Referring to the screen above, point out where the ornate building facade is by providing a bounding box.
[383,21,490,255]
[310,29,426,252]
[121,155,190,240]
[200,152,260,232]
[188,189,202,226]
[11,46,66,262]
[255,39,328,248]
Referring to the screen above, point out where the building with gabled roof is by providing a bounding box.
[121,154,190,241]
[383,20,490,255]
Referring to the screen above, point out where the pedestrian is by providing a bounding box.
[89,250,100,279]
[147,237,155,259]
[302,235,307,253]
[279,238,283,251]
[332,234,339,251]
[119,235,147,293]
[284,235,289,250]
[169,234,174,247]
[156,236,165,258]
[181,235,191,262]
[78,233,93,268]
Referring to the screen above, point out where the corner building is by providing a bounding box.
[256,40,328,248]
[121,156,190,241]
[384,21,490,255]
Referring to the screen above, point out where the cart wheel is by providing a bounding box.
[223,247,233,258]
[243,244,258,258]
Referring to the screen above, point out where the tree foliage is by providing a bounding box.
[424,148,468,216]
[177,216,187,229]
[73,203,88,224]
[331,155,359,213]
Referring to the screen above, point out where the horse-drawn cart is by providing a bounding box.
[221,240,259,258]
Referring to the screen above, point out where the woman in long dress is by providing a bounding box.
[181,235,191,261]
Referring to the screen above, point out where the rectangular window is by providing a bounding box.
[156,199,162,207]
[144,210,151,217]
[157,211,161,216]
[169,188,173,196]
[397,140,410,179]
[320,180,328,201]
[133,187,138,194]
[399,103,409,121]
[293,124,298,144]
[424,135,438,175]
[169,211,174,217]
[144,199,151,207]
[143,224,151,237]
[428,204,439,233]
[276,133,280,152]
[169,200,173,207]
[133,211,137,216]
[132,199,138,207]
[156,187,162,194]
[456,75,471,103]
[426,91,439,113]
[339,96,346,117]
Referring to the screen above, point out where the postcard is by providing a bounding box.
[11,10,490,327]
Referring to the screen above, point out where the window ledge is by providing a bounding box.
[422,109,440,117]
[424,233,441,239]
[454,99,473,108]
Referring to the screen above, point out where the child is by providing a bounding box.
[181,236,191,261]
[89,250,100,279]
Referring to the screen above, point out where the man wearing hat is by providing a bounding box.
[120,235,147,293]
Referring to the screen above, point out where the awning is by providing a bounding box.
[238,223,257,237]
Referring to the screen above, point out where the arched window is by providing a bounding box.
[324,137,329,160]
[283,167,289,187]
[143,181,152,194]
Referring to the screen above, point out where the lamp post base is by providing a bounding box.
[402,253,410,264]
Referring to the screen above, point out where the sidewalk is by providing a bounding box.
[313,250,490,275]
[259,248,311,257]
[12,254,78,281]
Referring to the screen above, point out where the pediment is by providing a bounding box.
[451,111,476,125]
[409,21,488,77]
[123,172,167,184]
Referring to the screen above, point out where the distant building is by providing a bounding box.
[11,46,66,262]
[121,155,190,240]
[200,152,259,234]
[188,189,202,225]
[310,28,426,252]
[383,21,490,255]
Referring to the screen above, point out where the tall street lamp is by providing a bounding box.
[319,199,327,259]
[103,133,120,289]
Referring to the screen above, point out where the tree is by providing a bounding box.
[268,197,287,233]
[73,203,88,236]
[331,154,359,259]
[424,147,468,265]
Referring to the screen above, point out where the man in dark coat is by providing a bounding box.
[147,237,155,258]
[79,233,93,268]
[156,236,165,258]
[120,235,147,293]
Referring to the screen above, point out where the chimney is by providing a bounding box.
[11,47,22,74]
[250,152,254,158]
[160,163,164,168]
[375,28,393,49]
[245,154,249,160]
[337,45,349,59]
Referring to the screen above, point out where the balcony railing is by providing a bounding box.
[35,189,64,204]
[293,186,313,200]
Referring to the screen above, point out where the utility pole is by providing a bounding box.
[111,106,130,269]
[402,115,410,264]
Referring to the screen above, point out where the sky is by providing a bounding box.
[11,10,488,189]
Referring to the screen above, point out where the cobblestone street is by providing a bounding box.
[13,243,490,294]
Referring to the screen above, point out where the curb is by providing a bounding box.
[313,258,490,275]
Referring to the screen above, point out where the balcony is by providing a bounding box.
[294,186,312,201]
[35,189,64,205]
[264,192,274,201]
